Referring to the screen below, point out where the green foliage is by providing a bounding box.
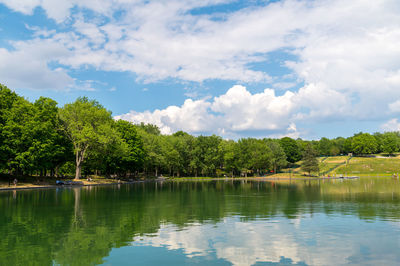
[301,144,319,176]
[138,122,161,135]
[280,137,301,163]
[114,120,145,173]
[318,137,332,156]
[381,132,399,155]
[266,139,287,173]
[3,83,400,179]
[59,97,119,179]
[191,135,223,176]
[351,133,378,155]
[0,84,72,176]
[222,140,239,176]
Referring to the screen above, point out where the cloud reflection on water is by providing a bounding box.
[131,215,400,266]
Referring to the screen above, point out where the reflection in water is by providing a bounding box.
[0,178,400,265]
[129,215,400,266]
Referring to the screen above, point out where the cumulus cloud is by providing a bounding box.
[116,82,370,137]
[2,0,399,87]
[116,85,304,137]
[381,118,400,132]
[0,39,74,90]
[116,98,215,135]
[1,0,400,133]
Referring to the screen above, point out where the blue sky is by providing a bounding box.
[1,0,400,139]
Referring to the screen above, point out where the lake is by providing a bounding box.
[1,178,400,265]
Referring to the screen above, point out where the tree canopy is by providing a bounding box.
[3,83,400,179]
[301,144,319,176]
[59,97,121,179]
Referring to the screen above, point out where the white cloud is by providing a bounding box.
[389,100,400,113]
[211,85,295,131]
[116,85,305,137]
[116,98,215,135]
[381,118,400,132]
[1,0,400,132]
[0,40,74,90]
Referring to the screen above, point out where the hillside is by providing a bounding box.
[292,155,400,177]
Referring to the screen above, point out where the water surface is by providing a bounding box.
[1,178,400,265]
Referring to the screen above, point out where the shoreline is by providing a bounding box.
[0,178,163,192]
[2,175,394,192]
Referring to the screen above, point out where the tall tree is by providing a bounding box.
[318,137,332,156]
[114,120,145,175]
[29,97,73,176]
[59,97,118,179]
[351,133,378,155]
[301,143,319,176]
[280,137,301,163]
[137,126,165,177]
[266,139,287,173]
[222,140,239,177]
[1,96,35,174]
[0,84,20,171]
[381,132,399,155]
[191,135,223,177]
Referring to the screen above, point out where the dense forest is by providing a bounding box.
[1,83,400,179]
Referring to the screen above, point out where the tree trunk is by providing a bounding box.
[75,162,82,180]
[75,151,83,180]
[55,165,60,178]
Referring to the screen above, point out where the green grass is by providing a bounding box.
[334,156,400,176]
[318,156,349,175]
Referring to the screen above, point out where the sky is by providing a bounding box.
[1,0,400,140]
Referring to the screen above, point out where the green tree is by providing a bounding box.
[0,84,19,170]
[381,132,399,155]
[236,138,271,177]
[138,123,161,135]
[137,126,165,177]
[301,143,319,176]
[59,97,118,179]
[1,96,35,174]
[280,137,301,163]
[266,139,287,173]
[343,137,353,154]
[222,140,239,177]
[351,133,378,155]
[29,97,73,176]
[191,135,223,177]
[114,120,145,175]
[318,137,332,156]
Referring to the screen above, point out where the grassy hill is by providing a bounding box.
[334,156,400,177]
[281,155,400,177]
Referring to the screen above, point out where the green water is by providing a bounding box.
[1,178,400,265]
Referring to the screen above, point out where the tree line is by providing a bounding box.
[1,84,400,179]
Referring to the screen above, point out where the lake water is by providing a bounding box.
[1,178,400,265]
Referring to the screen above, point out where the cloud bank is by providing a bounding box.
[1,0,400,136]
[115,84,347,138]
